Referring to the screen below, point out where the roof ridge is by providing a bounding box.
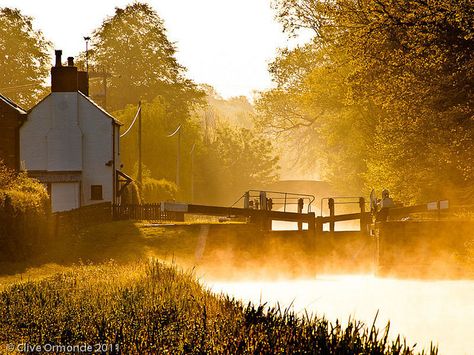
[77,91,123,125]
[0,93,27,114]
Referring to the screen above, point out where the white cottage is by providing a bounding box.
[20,50,123,212]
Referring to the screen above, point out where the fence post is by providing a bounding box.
[359,197,366,234]
[328,198,335,233]
[315,216,323,234]
[244,191,250,209]
[307,212,316,237]
[297,198,304,231]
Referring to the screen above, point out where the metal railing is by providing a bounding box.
[320,196,367,217]
[231,190,315,213]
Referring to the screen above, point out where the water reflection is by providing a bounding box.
[207,274,474,355]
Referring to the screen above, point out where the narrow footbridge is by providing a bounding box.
[114,189,451,236]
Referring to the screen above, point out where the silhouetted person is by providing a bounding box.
[376,189,394,221]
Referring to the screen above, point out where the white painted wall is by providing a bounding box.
[20,91,119,211]
[77,93,115,206]
[20,93,83,171]
[20,95,51,171]
[47,93,82,171]
[51,182,80,212]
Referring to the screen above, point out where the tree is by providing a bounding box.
[260,0,474,202]
[0,8,51,108]
[89,3,204,114]
[255,41,375,193]
[196,123,280,205]
[115,90,280,205]
[114,98,202,198]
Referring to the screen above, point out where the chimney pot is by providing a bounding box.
[67,57,74,67]
[55,50,62,67]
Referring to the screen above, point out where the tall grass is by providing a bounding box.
[0,260,437,354]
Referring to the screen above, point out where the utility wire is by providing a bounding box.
[167,124,181,137]
[0,83,38,91]
[120,105,141,138]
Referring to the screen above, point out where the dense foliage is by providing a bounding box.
[259,0,474,203]
[116,93,279,205]
[198,123,279,205]
[0,7,51,108]
[87,4,278,204]
[0,161,48,213]
[0,4,279,206]
[0,260,437,354]
[0,161,49,261]
[89,2,204,113]
[142,177,177,203]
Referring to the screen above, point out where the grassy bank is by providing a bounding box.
[0,260,437,354]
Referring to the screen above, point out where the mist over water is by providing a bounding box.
[207,275,474,355]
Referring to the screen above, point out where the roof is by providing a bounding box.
[78,91,123,126]
[0,93,27,115]
[26,91,123,126]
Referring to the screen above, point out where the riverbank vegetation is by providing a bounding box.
[0,259,437,354]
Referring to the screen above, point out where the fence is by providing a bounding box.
[113,204,184,222]
[51,202,112,235]
[0,202,113,262]
[0,205,49,261]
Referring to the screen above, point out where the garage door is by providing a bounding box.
[51,182,80,212]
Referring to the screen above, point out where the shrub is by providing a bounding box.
[120,181,142,205]
[141,177,177,203]
[0,161,49,214]
[0,161,50,261]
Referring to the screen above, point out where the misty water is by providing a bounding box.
[205,218,474,355]
[207,275,474,355]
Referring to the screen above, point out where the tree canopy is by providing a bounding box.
[89,2,204,115]
[258,0,473,203]
[0,7,51,108]
[116,89,279,206]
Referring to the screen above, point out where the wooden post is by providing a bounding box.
[266,214,272,232]
[297,198,304,231]
[308,212,316,237]
[328,198,335,233]
[137,101,142,188]
[359,197,366,234]
[315,216,323,234]
[177,126,181,189]
[244,191,250,209]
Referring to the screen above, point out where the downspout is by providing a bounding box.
[112,121,116,206]
[16,113,27,171]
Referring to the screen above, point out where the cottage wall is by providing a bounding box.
[20,92,119,211]
[78,93,115,205]
[18,50,120,212]
[0,96,26,170]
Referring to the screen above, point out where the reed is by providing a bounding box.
[0,260,437,354]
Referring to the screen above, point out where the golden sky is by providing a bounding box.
[2,0,309,99]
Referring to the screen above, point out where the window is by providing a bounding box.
[91,185,103,200]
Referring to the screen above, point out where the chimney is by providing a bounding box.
[51,50,78,92]
[55,50,62,67]
[77,71,89,96]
